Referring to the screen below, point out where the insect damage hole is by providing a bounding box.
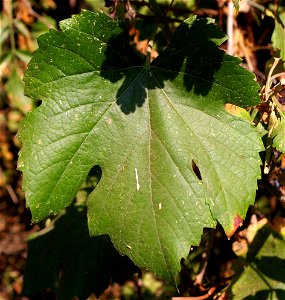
[191,159,202,181]
[83,165,102,195]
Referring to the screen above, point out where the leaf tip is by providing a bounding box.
[226,215,243,238]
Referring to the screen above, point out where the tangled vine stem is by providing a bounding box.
[265,57,282,101]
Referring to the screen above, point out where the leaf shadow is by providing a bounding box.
[253,256,285,284]
[22,204,138,299]
[100,18,226,114]
[230,222,285,299]
[242,289,285,300]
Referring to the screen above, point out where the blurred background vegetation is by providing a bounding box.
[0,0,284,299]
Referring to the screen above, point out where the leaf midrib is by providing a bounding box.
[33,67,146,211]
[150,69,230,222]
[146,74,173,282]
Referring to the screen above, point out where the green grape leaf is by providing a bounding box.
[230,219,285,300]
[19,10,263,284]
[6,69,33,114]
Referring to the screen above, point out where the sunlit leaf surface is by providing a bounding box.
[19,10,262,283]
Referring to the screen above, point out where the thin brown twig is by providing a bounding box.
[135,12,183,23]
[252,46,273,51]
[0,166,19,204]
[195,252,208,285]
[172,287,217,300]
[21,0,55,28]
[6,184,19,204]
[227,0,234,55]
[237,30,255,72]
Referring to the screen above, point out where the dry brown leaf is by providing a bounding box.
[16,1,34,24]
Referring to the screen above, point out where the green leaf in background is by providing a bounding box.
[19,10,262,283]
[272,113,285,153]
[22,204,137,300]
[233,0,239,11]
[230,218,285,299]
[272,11,285,60]
[6,69,33,114]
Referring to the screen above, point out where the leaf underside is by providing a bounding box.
[19,10,263,284]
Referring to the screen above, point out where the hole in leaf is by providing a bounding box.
[191,159,202,180]
[82,165,102,195]
[34,99,42,107]
[88,165,102,180]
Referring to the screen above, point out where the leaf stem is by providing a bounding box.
[149,0,173,43]
[146,40,154,66]
[265,57,281,101]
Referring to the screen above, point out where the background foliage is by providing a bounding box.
[0,0,284,299]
